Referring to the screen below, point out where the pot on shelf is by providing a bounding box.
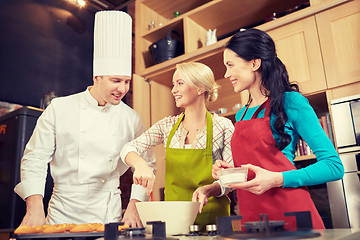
[149,30,184,64]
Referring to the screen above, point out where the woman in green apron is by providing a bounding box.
[121,62,234,230]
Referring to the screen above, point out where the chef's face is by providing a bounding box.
[92,75,131,106]
[223,48,258,93]
[171,70,199,108]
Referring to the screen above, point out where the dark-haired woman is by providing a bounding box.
[212,28,344,230]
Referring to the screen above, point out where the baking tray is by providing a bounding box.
[11,231,104,239]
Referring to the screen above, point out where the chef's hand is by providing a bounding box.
[125,152,155,195]
[212,160,233,180]
[192,182,221,213]
[20,195,46,226]
[228,164,284,195]
[122,199,143,227]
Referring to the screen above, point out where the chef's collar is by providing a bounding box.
[84,87,113,111]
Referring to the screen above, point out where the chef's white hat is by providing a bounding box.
[93,10,132,77]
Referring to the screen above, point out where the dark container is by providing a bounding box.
[0,106,53,229]
[149,30,184,64]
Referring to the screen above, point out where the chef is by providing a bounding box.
[14,10,155,227]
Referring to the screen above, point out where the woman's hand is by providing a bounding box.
[212,160,233,180]
[228,164,284,195]
[192,182,221,213]
[125,152,156,195]
[132,162,155,195]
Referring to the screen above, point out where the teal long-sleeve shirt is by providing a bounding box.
[235,91,344,188]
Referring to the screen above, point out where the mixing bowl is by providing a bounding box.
[135,201,200,235]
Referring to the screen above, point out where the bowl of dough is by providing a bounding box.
[135,201,200,235]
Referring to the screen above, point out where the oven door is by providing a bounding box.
[343,171,360,228]
[331,95,360,153]
[331,102,355,149]
[327,151,360,228]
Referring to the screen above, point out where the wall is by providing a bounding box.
[0,0,94,108]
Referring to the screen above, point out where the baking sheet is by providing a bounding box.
[11,231,104,239]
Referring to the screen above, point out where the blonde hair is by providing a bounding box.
[175,62,219,102]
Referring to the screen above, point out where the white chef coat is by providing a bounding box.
[14,88,155,224]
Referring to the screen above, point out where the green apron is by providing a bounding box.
[165,112,230,231]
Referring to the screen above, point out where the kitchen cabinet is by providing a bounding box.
[267,16,327,94]
[327,81,360,101]
[133,0,359,201]
[316,0,360,88]
[133,74,151,129]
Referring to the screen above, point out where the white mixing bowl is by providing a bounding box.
[135,201,200,235]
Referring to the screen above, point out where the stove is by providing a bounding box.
[103,211,321,240]
[10,211,322,240]
[103,222,178,240]
[215,211,321,239]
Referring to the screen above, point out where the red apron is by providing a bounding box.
[231,99,324,230]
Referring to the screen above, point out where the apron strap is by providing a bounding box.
[166,113,184,149]
[250,98,270,120]
[205,111,213,152]
[239,99,252,121]
[239,98,270,121]
[166,112,213,151]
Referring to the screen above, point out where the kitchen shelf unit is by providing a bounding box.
[134,0,357,121]
[136,0,310,80]
[133,0,360,200]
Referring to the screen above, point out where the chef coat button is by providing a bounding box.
[101,179,105,183]
[108,158,112,162]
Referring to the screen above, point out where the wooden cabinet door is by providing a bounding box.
[133,74,151,128]
[267,16,327,94]
[316,0,360,88]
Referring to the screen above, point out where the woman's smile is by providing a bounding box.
[230,79,238,86]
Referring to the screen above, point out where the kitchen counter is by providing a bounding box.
[2,228,359,240]
[174,228,360,240]
[311,228,360,239]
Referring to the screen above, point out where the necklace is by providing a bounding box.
[248,95,268,107]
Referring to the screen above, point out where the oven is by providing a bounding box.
[328,94,360,229]
[330,94,360,151]
[327,151,360,229]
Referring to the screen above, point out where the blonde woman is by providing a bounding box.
[120,62,234,229]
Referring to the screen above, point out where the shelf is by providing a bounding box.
[137,0,352,85]
[186,0,307,39]
[294,154,316,162]
[142,38,228,87]
[305,91,329,115]
[142,19,184,43]
[141,0,212,22]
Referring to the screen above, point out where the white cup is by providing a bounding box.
[218,108,228,114]
[232,103,242,111]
